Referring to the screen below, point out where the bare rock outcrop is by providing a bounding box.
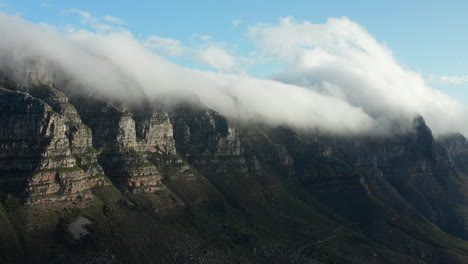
[0,87,107,204]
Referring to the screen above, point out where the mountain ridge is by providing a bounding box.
[1,65,468,263]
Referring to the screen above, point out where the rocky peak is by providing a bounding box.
[0,87,108,203]
[412,115,434,155]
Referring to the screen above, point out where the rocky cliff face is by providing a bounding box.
[67,97,164,193]
[0,87,107,204]
[2,63,468,263]
[165,100,468,241]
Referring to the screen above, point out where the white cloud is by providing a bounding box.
[68,9,95,24]
[60,24,78,33]
[66,9,125,34]
[103,15,127,25]
[192,33,212,41]
[247,16,468,135]
[0,12,466,136]
[144,35,185,57]
[0,12,377,134]
[144,35,243,74]
[429,74,468,85]
[195,46,243,74]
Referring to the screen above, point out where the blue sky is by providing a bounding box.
[2,0,468,103]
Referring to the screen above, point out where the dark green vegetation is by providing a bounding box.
[2,69,468,263]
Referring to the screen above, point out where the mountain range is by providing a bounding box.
[1,60,468,264]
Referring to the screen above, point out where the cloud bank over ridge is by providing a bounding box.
[248,17,467,135]
[0,12,466,136]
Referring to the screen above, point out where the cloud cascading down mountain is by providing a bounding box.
[0,12,466,136]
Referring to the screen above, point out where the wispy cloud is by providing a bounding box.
[0,13,466,136]
[429,74,468,85]
[66,9,242,74]
[68,9,95,24]
[64,9,126,33]
[192,33,212,41]
[144,34,244,74]
[144,35,185,56]
[103,15,127,25]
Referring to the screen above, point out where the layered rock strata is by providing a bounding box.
[0,87,107,203]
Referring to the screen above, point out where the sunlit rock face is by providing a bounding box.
[67,97,174,193]
[0,87,107,204]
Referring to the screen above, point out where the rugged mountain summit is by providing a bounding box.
[1,65,468,263]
